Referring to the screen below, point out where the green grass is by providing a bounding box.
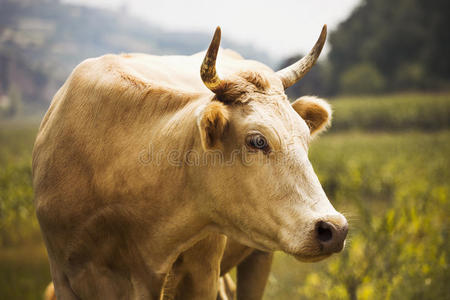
[0,123,39,247]
[264,130,450,299]
[0,245,51,300]
[0,123,51,299]
[0,93,449,299]
[329,92,450,131]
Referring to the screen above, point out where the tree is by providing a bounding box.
[327,0,450,93]
[340,63,385,95]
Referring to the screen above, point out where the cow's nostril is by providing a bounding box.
[315,219,348,254]
[316,221,333,242]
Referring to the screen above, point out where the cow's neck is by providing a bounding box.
[131,95,214,273]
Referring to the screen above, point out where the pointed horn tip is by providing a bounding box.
[320,24,327,40]
[313,25,328,53]
[207,26,221,53]
[213,26,221,40]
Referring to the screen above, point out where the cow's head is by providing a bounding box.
[196,26,347,262]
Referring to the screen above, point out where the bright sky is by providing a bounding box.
[63,0,361,60]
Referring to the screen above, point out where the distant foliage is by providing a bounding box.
[328,0,450,94]
[281,0,450,97]
[330,93,450,131]
[339,63,385,95]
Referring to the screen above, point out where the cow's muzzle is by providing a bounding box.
[315,219,348,254]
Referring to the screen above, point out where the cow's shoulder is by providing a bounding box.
[67,54,153,94]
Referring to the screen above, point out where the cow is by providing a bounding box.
[33,24,348,299]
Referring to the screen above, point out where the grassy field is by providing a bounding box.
[0,93,449,299]
[266,130,449,299]
[330,92,450,132]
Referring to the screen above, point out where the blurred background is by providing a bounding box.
[0,0,448,299]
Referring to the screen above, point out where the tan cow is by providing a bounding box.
[34,25,347,299]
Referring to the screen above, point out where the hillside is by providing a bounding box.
[0,0,272,112]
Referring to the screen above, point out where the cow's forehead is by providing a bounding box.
[221,70,310,143]
[243,95,311,144]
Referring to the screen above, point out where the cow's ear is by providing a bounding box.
[197,101,229,149]
[291,96,332,137]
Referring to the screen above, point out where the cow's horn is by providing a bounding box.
[201,26,223,93]
[277,25,327,89]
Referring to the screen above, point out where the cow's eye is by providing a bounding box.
[246,134,270,153]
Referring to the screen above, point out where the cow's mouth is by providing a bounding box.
[292,253,332,262]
